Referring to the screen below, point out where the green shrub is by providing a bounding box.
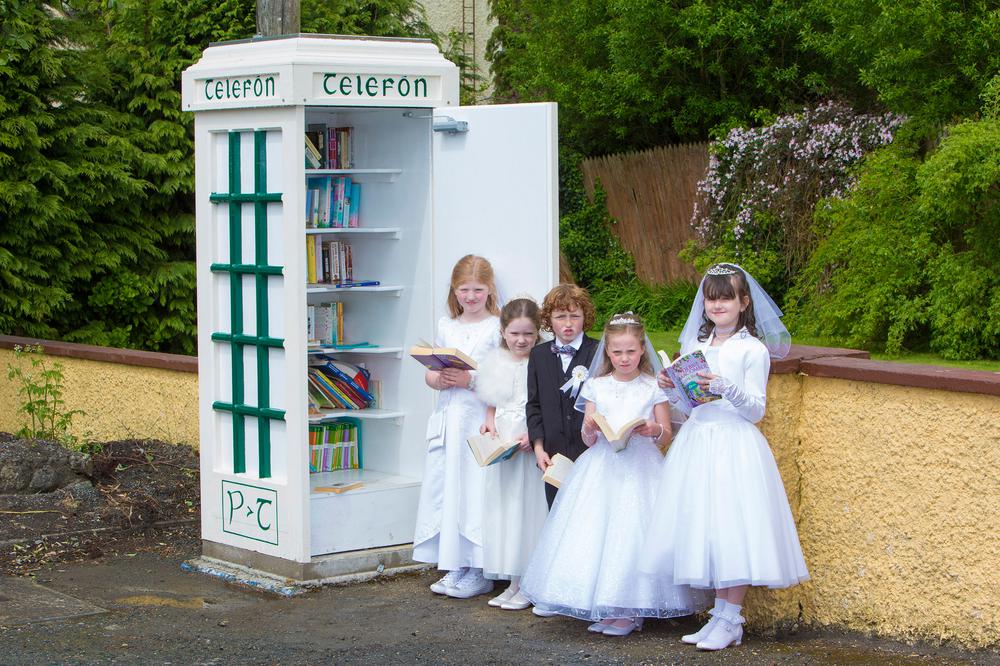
[786,118,1000,359]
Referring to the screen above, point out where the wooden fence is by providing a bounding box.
[580,143,709,284]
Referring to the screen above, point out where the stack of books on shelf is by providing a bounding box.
[304,125,354,169]
[307,302,345,345]
[305,175,361,228]
[306,238,354,284]
[309,420,361,473]
[326,126,353,168]
[308,358,377,411]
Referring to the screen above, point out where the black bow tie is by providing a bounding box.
[551,343,576,356]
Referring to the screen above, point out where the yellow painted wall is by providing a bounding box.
[0,349,199,447]
[751,375,1000,648]
[2,347,999,647]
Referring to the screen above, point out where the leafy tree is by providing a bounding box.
[0,0,147,343]
[804,0,1000,123]
[486,0,872,155]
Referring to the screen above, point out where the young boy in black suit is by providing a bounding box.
[526,283,598,508]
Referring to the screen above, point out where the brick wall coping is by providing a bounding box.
[2,335,998,397]
[0,336,197,373]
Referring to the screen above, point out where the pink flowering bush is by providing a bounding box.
[685,101,905,296]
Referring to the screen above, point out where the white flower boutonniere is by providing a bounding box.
[560,365,590,398]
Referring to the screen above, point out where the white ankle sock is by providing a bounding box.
[712,598,726,614]
[724,601,743,618]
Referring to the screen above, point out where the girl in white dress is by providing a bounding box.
[520,313,707,636]
[475,297,549,610]
[641,263,809,651]
[413,255,501,599]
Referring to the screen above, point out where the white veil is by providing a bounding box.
[678,263,791,360]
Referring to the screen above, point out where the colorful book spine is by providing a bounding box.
[348,182,361,227]
[308,419,362,473]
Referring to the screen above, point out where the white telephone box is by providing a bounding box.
[181,35,557,580]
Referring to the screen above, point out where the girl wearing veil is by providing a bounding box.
[640,263,809,651]
[520,313,707,636]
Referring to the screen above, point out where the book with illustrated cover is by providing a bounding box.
[467,433,519,467]
[657,350,721,410]
[409,342,477,371]
[542,453,574,488]
[591,413,646,452]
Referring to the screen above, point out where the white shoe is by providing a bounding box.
[532,606,558,617]
[682,612,720,644]
[488,586,517,607]
[587,621,609,633]
[445,568,494,599]
[602,618,643,636]
[500,590,531,610]
[696,612,744,650]
[429,568,467,595]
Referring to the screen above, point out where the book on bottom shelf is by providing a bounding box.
[542,453,574,488]
[314,481,364,494]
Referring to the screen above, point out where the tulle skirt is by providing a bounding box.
[640,411,809,589]
[520,437,709,620]
[482,448,549,580]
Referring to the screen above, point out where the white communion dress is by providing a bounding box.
[640,330,810,589]
[520,373,709,620]
[413,315,501,570]
[475,348,549,580]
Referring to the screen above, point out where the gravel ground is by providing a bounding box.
[1,545,997,666]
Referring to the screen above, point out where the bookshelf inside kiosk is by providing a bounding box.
[183,36,557,574]
[303,106,434,555]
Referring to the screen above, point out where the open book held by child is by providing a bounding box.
[657,349,721,410]
[467,433,519,467]
[541,453,574,488]
[591,413,646,452]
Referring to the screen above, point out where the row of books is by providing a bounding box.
[305,176,361,228]
[304,126,354,170]
[306,237,354,284]
[308,302,345,346]
[308,358,377,411]
[309,420,361,473]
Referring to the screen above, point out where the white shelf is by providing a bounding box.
[308,346,403,357]
[305,227,401,239]
[309,408,405,423]
[309,468,421,497]
[305,168,402,182]
[306,284,403,295]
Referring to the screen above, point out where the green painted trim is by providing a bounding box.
[211,332,284,347]
[210,263,284,276]
[213,401,287,421]
[254,130,272,479]
[227,131,247,474]
[208,129,286,480]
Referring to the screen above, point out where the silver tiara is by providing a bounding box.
[609,311,639,325]
[508,292,538,304]
[706,264,738,276]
